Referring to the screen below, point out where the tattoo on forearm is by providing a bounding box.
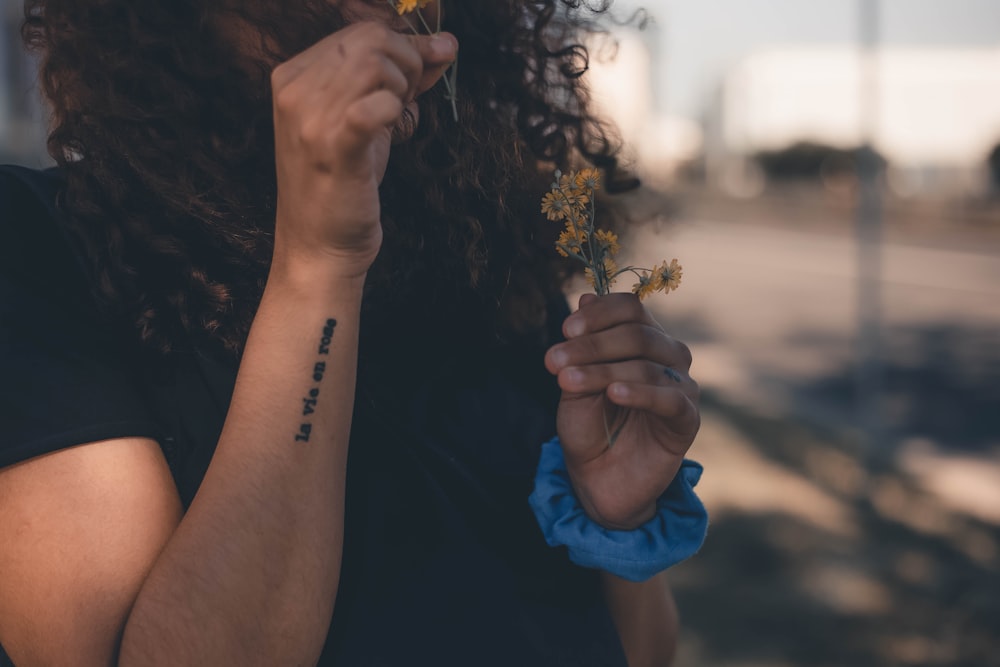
[295,318,337,443]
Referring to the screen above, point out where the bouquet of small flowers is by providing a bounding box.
[542,169,682,300]
[389,0,459,121]
[544,168,684,445]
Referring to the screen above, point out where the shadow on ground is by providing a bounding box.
[785,323,1000,455]
[669,322,1000,667]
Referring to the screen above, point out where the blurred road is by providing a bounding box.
[627,216,1000,521]
[631,219,1000,430]
[590,215,1000,667]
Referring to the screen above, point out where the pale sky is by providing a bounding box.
[617,0,1000,116]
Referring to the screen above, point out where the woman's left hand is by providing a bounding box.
[544,293,700,531]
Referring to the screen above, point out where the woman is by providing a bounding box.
[0,0,703,664]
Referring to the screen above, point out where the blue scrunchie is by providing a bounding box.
[528,436,708,582]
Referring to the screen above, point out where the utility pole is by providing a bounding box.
[856,0,887,473]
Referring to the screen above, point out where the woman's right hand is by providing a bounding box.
[270,23,457,279]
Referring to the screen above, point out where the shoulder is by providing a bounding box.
[0,164,161,469]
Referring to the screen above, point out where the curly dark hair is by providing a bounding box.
[22,0,639,356]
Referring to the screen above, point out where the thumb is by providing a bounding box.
[577,292,599,310]
[410,32,458,96]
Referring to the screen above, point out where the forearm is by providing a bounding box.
[120,267,364,666]
[602,571,679,667]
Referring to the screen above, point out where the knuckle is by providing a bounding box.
[677,340,693,368]
[298,115,327,145]
[688,408,702,439]
[272,81,301,114]
[342,105,371,134]
[270,62,289,89]
[689,378,701,404]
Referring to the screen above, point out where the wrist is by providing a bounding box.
[583,500,658,533]
[268,243,371,299]
[568,472,657,531]
[529,437,708,583]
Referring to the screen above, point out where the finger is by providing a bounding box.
[324,26,425,104]
[577,292,598,310]
[409,33,458,96]
[275,27,418,119]
[607,382,701,435]
[409,32,458,80]
[546,324,693,374]
[336,90,404,157]
[307,53,410,110]
[292,26,445,104]
[557,360,679,395]
[417,60,453,97]
[564,292,660,338]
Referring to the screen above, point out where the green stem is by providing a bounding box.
[583,196,609,295]
[415,10,459,121]
[611,266,651,281]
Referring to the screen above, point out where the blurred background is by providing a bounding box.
[579,1,1000,665]
[2,1,998,665]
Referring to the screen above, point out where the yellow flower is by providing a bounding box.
[652,258,683,294]
[394,0,433,15]
[632,272,656,300]
[541,191,572,221]
[575,168,601,192]
[559,171,578,192]
[552,172,586,205]
[557,175,585,200]
[556,229,583,257]
[563,187,590,208]
[593,229,620,257]
[562,219,586,241]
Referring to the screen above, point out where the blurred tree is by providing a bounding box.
[988,142,1000,197]
[753,141,886,184]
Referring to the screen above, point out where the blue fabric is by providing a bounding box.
[528,436,708,582]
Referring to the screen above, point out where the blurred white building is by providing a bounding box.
[705,46,1000,196]
[585,29,704,189]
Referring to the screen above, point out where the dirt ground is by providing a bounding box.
[669,394,1000,667]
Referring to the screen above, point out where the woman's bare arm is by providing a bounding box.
[118,271,365,665]
[0,272,364,667]
[602,571,679,667]
[0,26,458,667]
[0,438,182,666]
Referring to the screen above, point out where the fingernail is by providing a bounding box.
[431,34,457,57]
[566,368,585,386]
[565,318,585,338]
[551,348,569,368]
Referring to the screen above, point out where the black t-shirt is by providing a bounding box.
[0,165,627,666]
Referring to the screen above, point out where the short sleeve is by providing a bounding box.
[0,165,161,468]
